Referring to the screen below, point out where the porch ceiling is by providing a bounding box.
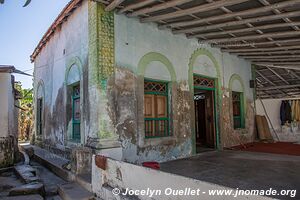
[99,0,300,99]
[255,65,300,99]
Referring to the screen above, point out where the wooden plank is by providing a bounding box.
[161,0,300,29]
[267,67,290,85]
[128,0,193,17]
[204,30,300,43]
[174,10,300,35]
[216,38,300,47]
[242,55,300,59]
[254,63,300,70]
[140,0,250,23]
[189,22,300,38]
[257,84,300,90]
[118,0,157,14]
[255,62,300,65]
[256,71,276,86]
[223,45,300,53]
[237,50,300,55]
[105,0,124,11]
[250,58,300,62]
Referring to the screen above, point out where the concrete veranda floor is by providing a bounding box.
[160,150,300,199]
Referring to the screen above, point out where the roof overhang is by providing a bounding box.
[30,0,83,62]
[0,65,32,76]
[101,0,300,99]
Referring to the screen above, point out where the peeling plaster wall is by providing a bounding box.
[91,156,272,200]
[33,0,89,154]
[114,15,255,162]
[0,73,18,167]
[0,73,10,138]
[0,73,18,139]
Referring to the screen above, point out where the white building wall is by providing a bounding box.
[255,99,300,142]
[0,73,11,137]
[33,0,89,149]
[114,15,253,100]
[113,14,255,161]
[255,99,282,131]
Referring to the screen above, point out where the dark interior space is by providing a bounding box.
[194,89,215,152]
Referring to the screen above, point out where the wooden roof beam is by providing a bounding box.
[105,0,124,11]
[161,0,300,30]
[254,63,300,70]
[256,71,276,86]
[190,22,300,39]
[140,0,250,23]
[250,58,300,62]
[128,0,193,17]
[257,84,300,90]
[256,70,290,96]
[237,50,300,55]
[255,62,300,65]
[242,55,300,59]
[223,44,300,53]
[216,38,300,48]
[267,67,290,85]
[176,10,300,35]
[258,0,300,31]
[286,69,300,79]
[204,30,300,43]
[118,0,157,14]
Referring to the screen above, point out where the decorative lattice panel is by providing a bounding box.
[194,76,215,88]
[194,94,205,100]
[144,81,167,93]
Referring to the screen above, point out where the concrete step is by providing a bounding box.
[8,182,45,196]
[20,145,73,182]
[14,165,40,183]
[20,145,93,193]
[58,182,94,200]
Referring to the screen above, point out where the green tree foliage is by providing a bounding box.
[0,0,31,7]
[15,82,33,141]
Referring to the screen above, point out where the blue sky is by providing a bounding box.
[0,0,70,89]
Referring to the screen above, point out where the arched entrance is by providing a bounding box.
[188,48,221,153]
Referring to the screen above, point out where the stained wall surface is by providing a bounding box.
[114,15,255,162]
[33,0,89,154]
[33,1,256,164]
[0,73,17,167]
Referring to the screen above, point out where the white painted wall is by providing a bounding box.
[114,15,253,100]
[0,73,10,137]
[92,156,272,200]
[255,99,300,142]
[33,0,89,147]
[255,99,282,131]
[0,73,17,138]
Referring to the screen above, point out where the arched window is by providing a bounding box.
[138,52,176,138]
[229,74,245,129]
[65,57,82,142]
[36,81,45,136]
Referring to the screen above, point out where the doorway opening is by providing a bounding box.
[36,98,43,136]
[193,75,216,153]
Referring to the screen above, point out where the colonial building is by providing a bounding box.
[31,0,256,171]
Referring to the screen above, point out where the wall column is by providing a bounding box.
[88,1,119,148]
